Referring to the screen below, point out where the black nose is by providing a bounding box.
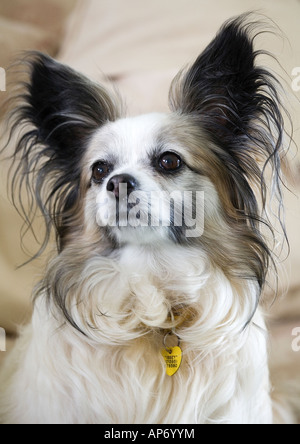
[106,174,138,199]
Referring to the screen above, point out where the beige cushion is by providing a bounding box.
[0,17,57,67]
[0,0,77,67]
[0,0,76,33]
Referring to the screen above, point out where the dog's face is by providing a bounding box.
[83,113,215,246]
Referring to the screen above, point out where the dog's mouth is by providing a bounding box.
[116,201,146,224]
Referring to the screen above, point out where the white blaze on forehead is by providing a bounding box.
[86,113,170,168]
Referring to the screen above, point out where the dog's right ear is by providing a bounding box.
[8,52,122,256]
[22,52,120,157]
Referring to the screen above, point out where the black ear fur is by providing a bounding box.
[7,52,122,255]
[27,53,118,151]
[169,15,284,142]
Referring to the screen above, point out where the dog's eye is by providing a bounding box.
[92,162,111,183]
[159,152,182,173]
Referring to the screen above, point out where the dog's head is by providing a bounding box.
[8,15,288,299]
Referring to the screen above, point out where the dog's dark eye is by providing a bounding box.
[159,152,182,173]
[92,162,111,183]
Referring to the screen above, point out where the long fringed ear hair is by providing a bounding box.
[169,14,291,294]
[5,52,123,257]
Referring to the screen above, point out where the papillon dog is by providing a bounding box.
[0,14,292,424]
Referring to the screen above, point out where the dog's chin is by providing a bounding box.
[107,225,171,247]
[109,226,167,246]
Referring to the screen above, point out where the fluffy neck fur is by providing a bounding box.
[9,243,270,424]
[41,241,259,347]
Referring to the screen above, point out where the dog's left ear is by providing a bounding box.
[169,15,282,143]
